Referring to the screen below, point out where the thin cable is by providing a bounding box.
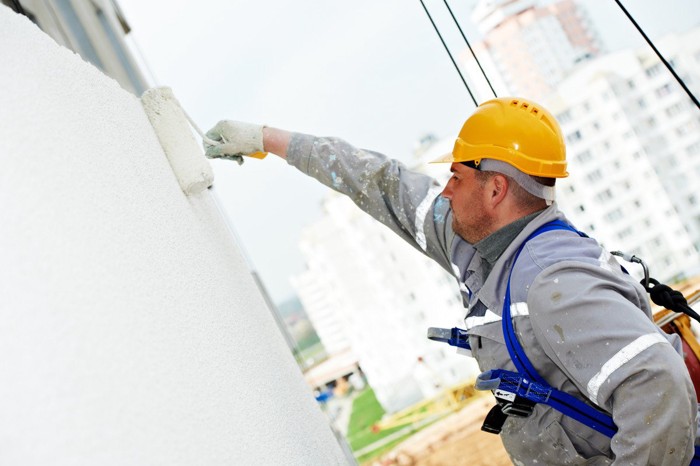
[419,0,477,106]
[442,0,497,98]
[613,0,699,109]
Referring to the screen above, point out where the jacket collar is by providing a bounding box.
[452,203,569,315]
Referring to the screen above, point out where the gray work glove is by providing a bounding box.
[203,120,267,165]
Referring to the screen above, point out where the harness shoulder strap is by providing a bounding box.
[501,220,617,437]
[502,219,578,382]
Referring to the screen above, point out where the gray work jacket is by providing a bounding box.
[287,133,697,465]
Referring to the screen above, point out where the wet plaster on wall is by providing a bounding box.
[0,6,346,465]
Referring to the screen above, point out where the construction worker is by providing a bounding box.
[205,97,698,464]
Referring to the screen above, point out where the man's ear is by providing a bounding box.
[488,174,509,207]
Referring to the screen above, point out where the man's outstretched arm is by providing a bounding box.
[262,127,291,159]
[204,120,457,274]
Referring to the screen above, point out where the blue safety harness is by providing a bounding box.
[476,220,617,437]
[457,219,700,462]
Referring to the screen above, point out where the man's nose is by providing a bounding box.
[441,183,453,200]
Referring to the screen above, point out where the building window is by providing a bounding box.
[576,150,592,164]
[655,83,672,98]
[618,227,633,240]
[645,63,662,77]
[587,169,603,184]
[605,208,624,222]
[557,110,572,124]
[665,102,683,117]
[595,188,613,202]
[567,130,582,144]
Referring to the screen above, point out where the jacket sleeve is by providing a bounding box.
[286,133,456,274]
[527,262,697,465]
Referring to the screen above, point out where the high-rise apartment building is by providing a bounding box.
[462,0,700,280]
[548,27,700,281]
[293,191,479,413]
[471,0,601,100]
[3,0,147,95]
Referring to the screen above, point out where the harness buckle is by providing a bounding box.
[481,394,536,435]
[500,397,536,417]
[494,389,536,418]
[481,404,508,434]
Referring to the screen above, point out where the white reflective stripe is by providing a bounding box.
[598,250,614,272]
[511,302,530,317]
[586,333,668,403]
[465,309,500,330]
[465,304,528,330]
[414,185,443,251]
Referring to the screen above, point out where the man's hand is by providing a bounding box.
[204,120,267,164]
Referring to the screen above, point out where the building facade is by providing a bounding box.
[464,0,700,280]
[293,190,479,413]
[548,27,700,281]
[470,0,602,101]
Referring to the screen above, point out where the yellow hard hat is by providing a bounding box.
[432,97,568,178]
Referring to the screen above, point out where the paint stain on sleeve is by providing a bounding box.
[554,324,565,342]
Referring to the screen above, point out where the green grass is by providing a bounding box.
[346,388,463,464]
[346,388,405,452]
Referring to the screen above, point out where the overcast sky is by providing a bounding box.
[117,0,699,303]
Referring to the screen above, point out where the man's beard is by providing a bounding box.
[452,211,492,245]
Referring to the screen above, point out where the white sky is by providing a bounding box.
[118,0,699,303]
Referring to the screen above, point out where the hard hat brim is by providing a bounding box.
[429,152,457,164]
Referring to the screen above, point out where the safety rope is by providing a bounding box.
[613,0,700,109]
[441,0,497,98]
[418,0,477,106]
[645,278,700,323]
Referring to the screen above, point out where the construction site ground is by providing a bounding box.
[368,397,511,466]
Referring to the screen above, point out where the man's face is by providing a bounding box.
[441,162,493,244]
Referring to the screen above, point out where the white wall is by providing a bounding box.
[0,6,347,465]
